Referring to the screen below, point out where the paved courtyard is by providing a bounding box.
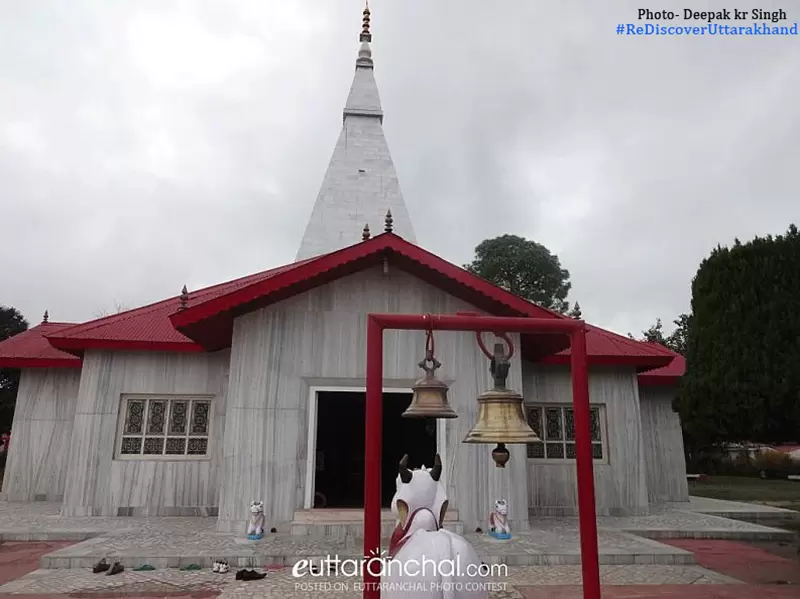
[0,498,795,570]
[0,559,745,599]
[0,497,796,597]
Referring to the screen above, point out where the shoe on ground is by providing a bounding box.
[92,559,110,574]
[218,561,229,574]
[235,569,266,581]
[212,560,220,573]
[106,562,124,576]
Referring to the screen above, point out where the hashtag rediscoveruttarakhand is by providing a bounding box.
[616,22,798,35]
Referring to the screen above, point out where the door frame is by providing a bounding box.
[304,385,447,509]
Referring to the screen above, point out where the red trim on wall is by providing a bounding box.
[46,336,205,354]
[637,375,680,386]
[0,357,82,369]
[540,354,674,369]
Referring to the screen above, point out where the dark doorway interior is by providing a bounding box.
[314,391,437,508]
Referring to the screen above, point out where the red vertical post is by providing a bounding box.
[364,316,383,599]
[570,325,601,599]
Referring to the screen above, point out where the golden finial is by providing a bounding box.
[362,223,371,241]
[384,209,393,233]
[179,285,189,310]
[360,1,372,42]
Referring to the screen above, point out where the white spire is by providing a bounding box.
[295,4,416,261]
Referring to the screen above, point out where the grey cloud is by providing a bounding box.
[1,0,798,339]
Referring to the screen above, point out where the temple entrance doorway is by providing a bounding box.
[312,391,437,508]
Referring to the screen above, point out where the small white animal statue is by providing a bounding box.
[247,500,265,540]
[384,454,488,599]
[488,499,511,540]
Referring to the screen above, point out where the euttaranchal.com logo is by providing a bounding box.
[292,552,507,579]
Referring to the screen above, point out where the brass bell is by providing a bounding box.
[464,342,540,464]
[403,354,458,419]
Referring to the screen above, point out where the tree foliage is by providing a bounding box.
[629,314,691,354]
[0,306,29,433]
[465,235,573,312]
[678,224,800,447]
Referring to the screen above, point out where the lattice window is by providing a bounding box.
[117,397,212,459]
[525,404,606,462]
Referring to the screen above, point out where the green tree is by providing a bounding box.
[667,313,691,355]
[0,306,29,433]
[630,314,691,354]
[465,235,573,312]
[678,224,800,447]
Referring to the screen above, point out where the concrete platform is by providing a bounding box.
[0,498,794,571]
[684,496,800,526]
[290,508,465,537]
[0,565,743,599]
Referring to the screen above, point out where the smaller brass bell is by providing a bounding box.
[403,354,458,419]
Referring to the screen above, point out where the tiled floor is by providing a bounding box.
[0,564,741,599]
[0,532,799,599]
[662,539,800,585]
[0,500,794,570]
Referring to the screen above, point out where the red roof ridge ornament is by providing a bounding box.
[384,209,393,233]
[42,310,49,324]
[362,223,371,241]
[179,285,189,311]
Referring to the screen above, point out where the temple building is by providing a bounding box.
[0,8,687,533]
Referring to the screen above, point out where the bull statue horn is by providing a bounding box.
[429,454,442,481]
[399,454,412,483]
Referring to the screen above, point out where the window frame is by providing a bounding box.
[114,394,215,461]
[524,403,609,465]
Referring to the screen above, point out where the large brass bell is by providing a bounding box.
[464,341,540,466]
[403,353,458,419]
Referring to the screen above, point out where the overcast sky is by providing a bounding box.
[1,0,797,338]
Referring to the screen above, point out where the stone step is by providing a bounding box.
[290,509,463,538]
[38,532,698,570]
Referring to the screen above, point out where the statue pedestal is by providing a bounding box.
[247,533,263,541]
[488,530,511,540]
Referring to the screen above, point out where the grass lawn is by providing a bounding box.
[690,476,800,511]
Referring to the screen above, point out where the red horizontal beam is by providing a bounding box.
[369,313,581,334]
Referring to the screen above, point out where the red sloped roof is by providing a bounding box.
[637,353,685,386]
[170,233,558,331]
[540,326,677,369]
[0,322,82,368]
[44,232,674,370]
[46,258,317,355]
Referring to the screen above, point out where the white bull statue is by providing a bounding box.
[383,454,488,599]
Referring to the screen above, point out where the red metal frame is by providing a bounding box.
[363,313,600,599]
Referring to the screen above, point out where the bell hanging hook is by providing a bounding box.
[475,331,515,361]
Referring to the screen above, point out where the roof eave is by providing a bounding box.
[46,336,205,355]
[0,357,82,369]
[539,354,674,370]
[170,234,560,333]
[638,375,680,386]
